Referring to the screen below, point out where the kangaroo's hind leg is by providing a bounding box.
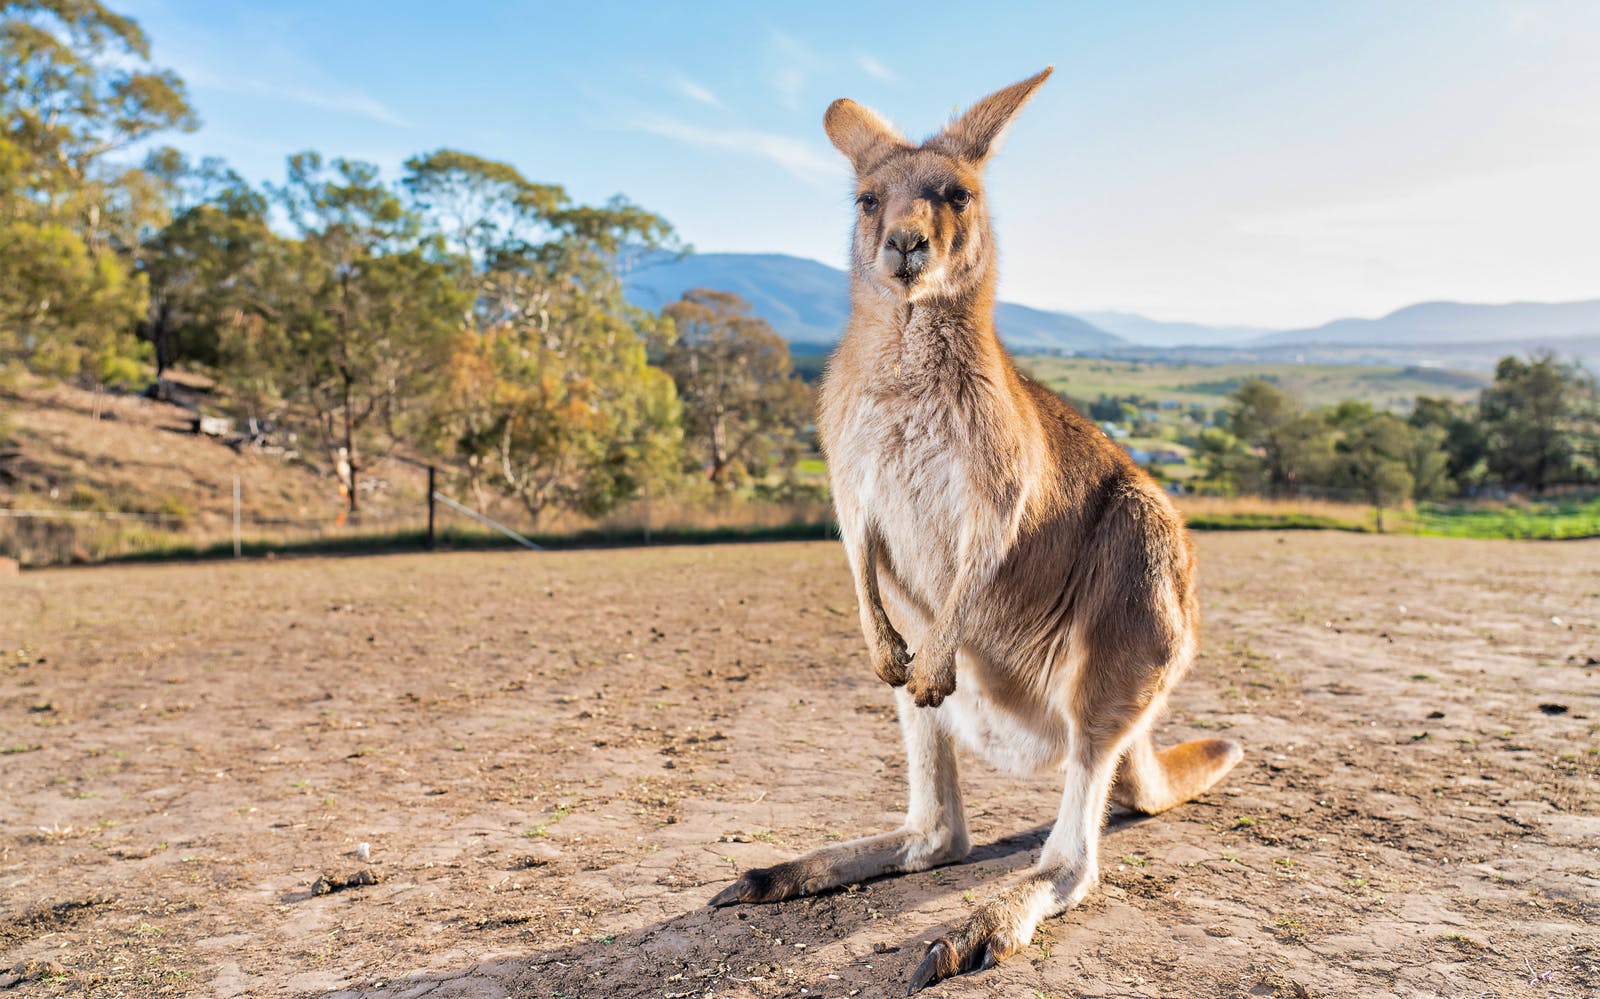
[908,610,1241,992]
[907,701,1130,992]
[710,686,970,905]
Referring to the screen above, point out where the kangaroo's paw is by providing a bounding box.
[904,653,956,708]
[872,634,913,686]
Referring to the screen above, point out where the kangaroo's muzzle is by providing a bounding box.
[882,227,931,284]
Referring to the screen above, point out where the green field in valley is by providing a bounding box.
[1017,356,1486,411]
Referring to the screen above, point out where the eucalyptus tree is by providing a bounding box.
[658,289,811,488]
[1,0,196,380]
[1480,353,1586,494]
[264,153,468,514]
[403,150,684,522]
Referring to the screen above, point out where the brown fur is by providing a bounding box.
[710,69,1243,992]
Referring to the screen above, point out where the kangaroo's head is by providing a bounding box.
[824,68,1051,304]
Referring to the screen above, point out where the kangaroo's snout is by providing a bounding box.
[886,229,928,255]
[883,227,931,282]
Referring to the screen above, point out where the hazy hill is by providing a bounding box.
[1073,310,1270,347]
[623,252,1600,364]
[623,252,1124,353]
[1259,300,1600,347]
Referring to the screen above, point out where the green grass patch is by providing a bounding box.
[1413,495,1600,540]
[1186,512,1366,533]
[1019,357,1485,411]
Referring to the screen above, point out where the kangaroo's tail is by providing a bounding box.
[1112,732,1243,815]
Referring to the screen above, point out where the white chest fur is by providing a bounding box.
[829,386,975,605]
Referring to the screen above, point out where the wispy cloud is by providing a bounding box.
[673,76,723,109]
[770,31,819,110]
[182,64,410,128]
[856,52,898,82]
[633,114,845,183]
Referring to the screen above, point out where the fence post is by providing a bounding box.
[426,465,436,550]
[232,476,242,558]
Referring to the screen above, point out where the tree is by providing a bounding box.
[1,0,196,380]
[1400,422,1453,503]
[1480,354,1582,493]
[1086,394,1125,423]
[1330,409,1416,532]
[1192,425,1255,495]
[1219,379,1333,495]
[261,153,467,514]
[405,151,684,523]
[137,157,280,377]
[1408,395,1485,493]
[400,148,565,272]
[658,289,811,489]
[1574,365,1600,485]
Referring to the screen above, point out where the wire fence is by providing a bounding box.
[0,477,837,568]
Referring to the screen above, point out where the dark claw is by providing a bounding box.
[907,939,958,994]
[708,866,778,908]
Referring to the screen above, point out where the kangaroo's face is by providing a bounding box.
[849,151,986,302]
[824,68,1052,303]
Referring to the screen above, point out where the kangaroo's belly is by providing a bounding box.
[878,573,1074,778]
[940,664,1072,777]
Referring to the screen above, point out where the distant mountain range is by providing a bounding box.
[622,251,1600,366]
[623,253,1121,353]
[1256,300,1600,347]
[1073,310,1270,347]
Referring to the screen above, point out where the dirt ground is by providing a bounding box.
[1,533,1596,998]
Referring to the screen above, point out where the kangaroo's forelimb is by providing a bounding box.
[855,526,914,687]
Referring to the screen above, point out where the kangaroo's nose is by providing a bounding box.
[885,229,929,256]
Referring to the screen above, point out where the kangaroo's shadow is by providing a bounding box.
[323,813,1155,998]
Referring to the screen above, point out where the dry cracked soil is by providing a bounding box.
[1,533,1597,998]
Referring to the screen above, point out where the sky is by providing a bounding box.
[117,0,1600,330]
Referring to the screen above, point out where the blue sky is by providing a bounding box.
[120,0,1600,328]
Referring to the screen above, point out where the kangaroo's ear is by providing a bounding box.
[934,67,1053,165]
[824,98,908,173]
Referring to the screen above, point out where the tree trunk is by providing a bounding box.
[708,411,729,486]
[152,300,172,381]
[339,271,359,515]
[343,373,359,515]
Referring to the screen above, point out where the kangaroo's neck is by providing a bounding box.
[850,266,1007,382]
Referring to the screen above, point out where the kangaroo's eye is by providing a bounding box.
[857,192,879,213]
[949,188,972,211]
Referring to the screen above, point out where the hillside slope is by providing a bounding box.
[0,379,428,562]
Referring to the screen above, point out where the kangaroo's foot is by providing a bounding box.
[710,825,969,907]
[907,864,1093,993]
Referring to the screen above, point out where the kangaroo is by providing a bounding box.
[709,68,1244,992]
